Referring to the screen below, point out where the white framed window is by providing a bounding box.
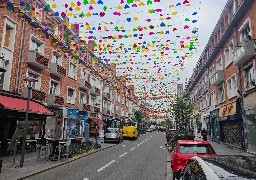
[30,37,44,54]
[216,56,223,70]
[244,63,255,90]
[90,97,95,106]
[3,20,16,51]
[67,88,76,104]
[81,70,87,79]
[52,51,62,65]
[49,80,60,95]
[224,41,234,68]
[226,75,237,99]
[27,71,41,90]
[79,92,86,104]
[218,83,225,103]
[239,18,251,42]
[69,63,77,80]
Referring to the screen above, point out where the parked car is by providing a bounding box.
[171,140,216,176]
[158,126,166,132]
[174,155,256,179]
[146,128,154,132]
[104,128,123,144]
[122,122,138,140]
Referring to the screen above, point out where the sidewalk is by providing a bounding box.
[0,138,115,179]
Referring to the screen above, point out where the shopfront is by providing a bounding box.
[218,99,244,149]
[210,109,220,142]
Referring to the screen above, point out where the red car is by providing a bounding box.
[171,140,217,175]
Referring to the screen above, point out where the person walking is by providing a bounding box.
[201,128,208,141]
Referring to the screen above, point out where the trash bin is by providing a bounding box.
[0,159,3,173]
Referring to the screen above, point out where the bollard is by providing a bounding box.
[0,159,3,173]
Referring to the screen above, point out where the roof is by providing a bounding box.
[177,140,210,145]
[0,95,53,116]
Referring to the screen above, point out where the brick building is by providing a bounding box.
[0,0,140,152]
[185,0,256,153]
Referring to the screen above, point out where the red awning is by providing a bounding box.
[0,95,53,115]
[91,118,104,125]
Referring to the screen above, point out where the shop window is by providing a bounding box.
[244,63,255,90]
[80,92,86,104]
[52,51,62,65]
[218,83,225,103]
[69,63,77,80]
[67,88,76,104]
[30,37,44,54]
[28,71,41,90]
[49,80,59,95]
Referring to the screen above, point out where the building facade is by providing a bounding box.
[186,0,256,153]
[0,0,140,150]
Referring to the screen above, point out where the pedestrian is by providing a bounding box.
[94,125,99,139]
[201,128,208,141]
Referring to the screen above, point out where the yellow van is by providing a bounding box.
[122,122,138,140]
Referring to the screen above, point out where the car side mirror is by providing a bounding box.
[174,169,183,179]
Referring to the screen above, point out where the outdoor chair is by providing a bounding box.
[61,139,71,160]
[38,144,50,159]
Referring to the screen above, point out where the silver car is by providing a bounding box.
[104,128,123,144]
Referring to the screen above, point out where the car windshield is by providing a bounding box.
[106,128,117,133]
[179,144,215,154]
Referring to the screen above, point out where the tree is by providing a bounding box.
[133,110,144,134]
[171,93,193,132]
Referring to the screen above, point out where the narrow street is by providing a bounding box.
[27,132,167,180]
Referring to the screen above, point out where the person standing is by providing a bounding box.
[201,128,208,141]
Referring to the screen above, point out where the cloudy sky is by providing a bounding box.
[47,0,227,110]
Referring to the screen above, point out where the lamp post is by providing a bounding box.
[95,103,100,147]
[19,77,37,168]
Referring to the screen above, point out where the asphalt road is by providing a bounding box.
[27,131,169,180]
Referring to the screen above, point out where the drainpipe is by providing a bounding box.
[15,19,25,94]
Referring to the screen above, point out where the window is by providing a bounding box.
[218,83,225,103]
[54,24,59,36]
[216,57,223,70]
[240,20,251,41]
[244,64,255,90]
[179,144,215,154]
[91,97,95,106]
[226,75,236,99]
[3,19,15,50]
[80,92,86,103]
[30,37,44,54]
[69,63,77,79]
[67,88,75,104]
[52,52,62,65]
[81,70,87,79]
[233,0,237,15]
[0,72,4,90]
[28,72,40,89]
[224,42,234,68]
[49,80,59,95]
[211,91,216,107]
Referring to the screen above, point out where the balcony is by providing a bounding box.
[27,50,49,69]
[103,92,110,101]
[50,63,66,78]
[78,103,92,112]
[234,39,255,66]
[210,70,224,86]
[79,79,91,91]
[23,87,46,102]
[47,94,64,107]
[202,82,209,93]
[90,86,100,96]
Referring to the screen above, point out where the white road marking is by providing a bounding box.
[119,152,128,157]
[83,178,89,180]
[130,147,136,150]
[97,160,116,172]
[151,136,153,137]
[160,146,163,149]
[122,145,126,147]
[163,148,165,149]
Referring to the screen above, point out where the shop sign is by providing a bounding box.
[219,101,236,117]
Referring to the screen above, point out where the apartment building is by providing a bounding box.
[186,0,256,153]
[0,0,139,147]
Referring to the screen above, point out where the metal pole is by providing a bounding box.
[20,86,31,168]
[95,112,98,146]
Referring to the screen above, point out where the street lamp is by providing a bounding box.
[95,103,100,147]
[19,77,37,168]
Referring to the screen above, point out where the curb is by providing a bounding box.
[166,152,172,180]
[17,144,117,180]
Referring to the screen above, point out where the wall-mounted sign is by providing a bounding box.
[219,101,236,117]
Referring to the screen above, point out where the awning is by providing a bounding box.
[0,95,53,116]
[91,118,105,125]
